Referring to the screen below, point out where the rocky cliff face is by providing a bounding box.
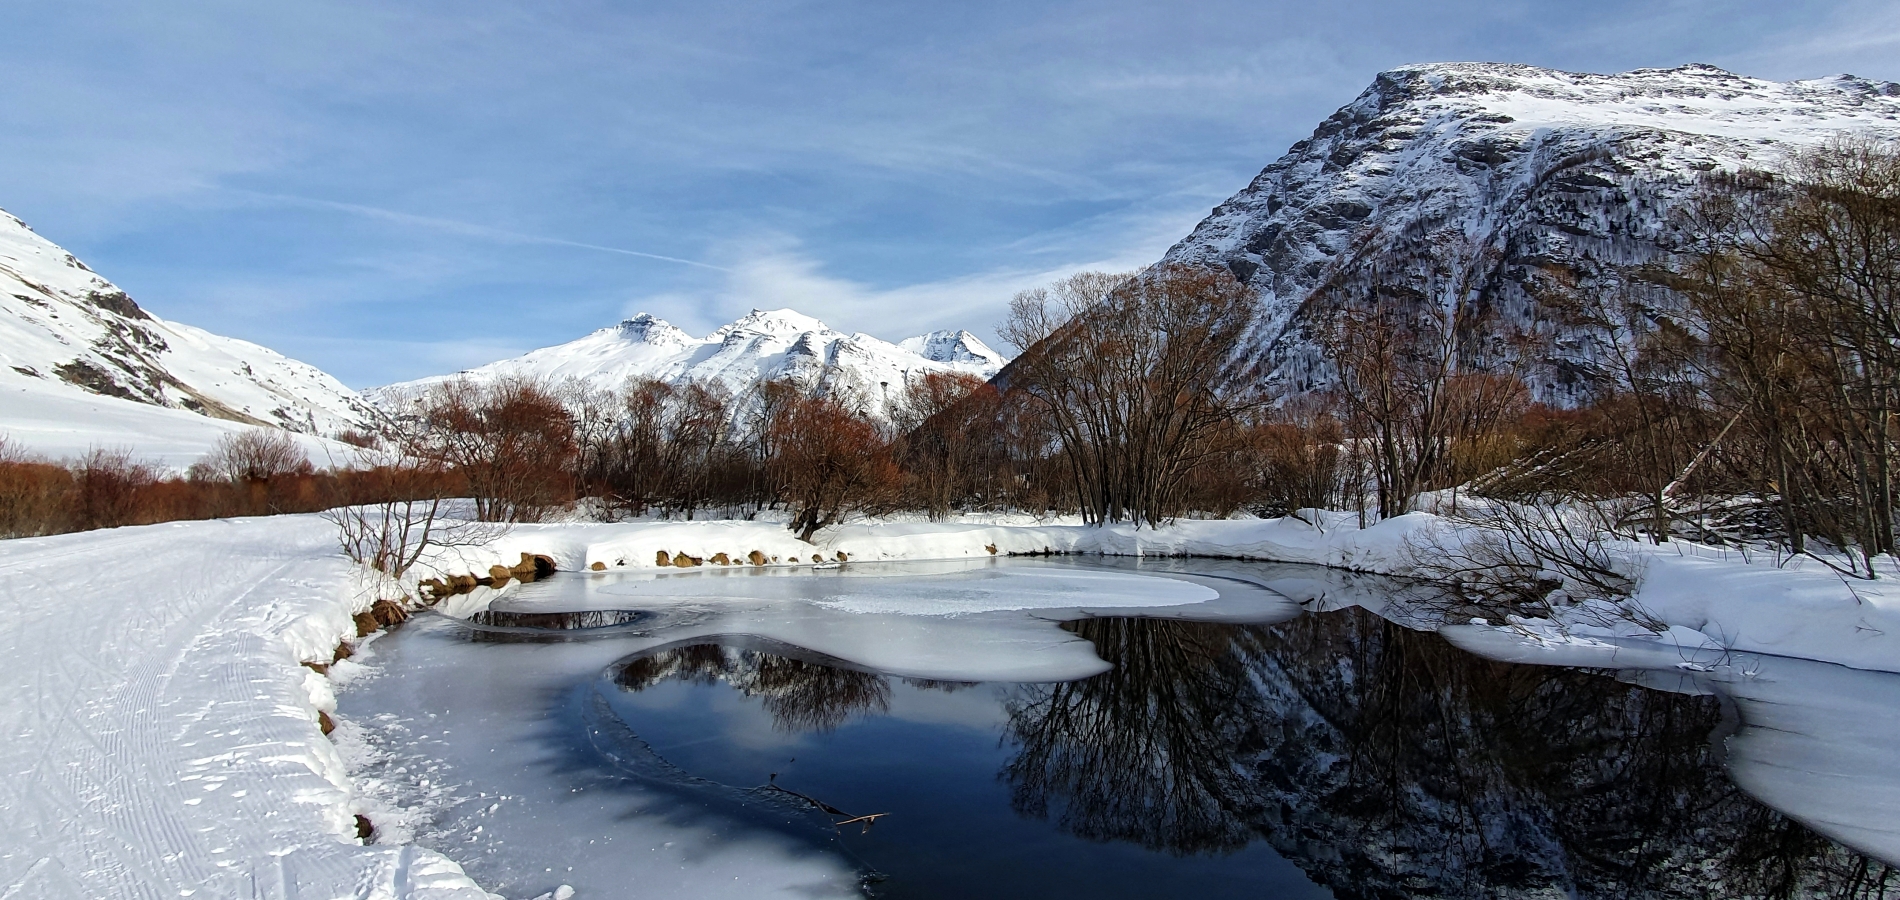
[1161,63,1900,399]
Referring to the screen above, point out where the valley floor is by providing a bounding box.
[3,510,1896,899]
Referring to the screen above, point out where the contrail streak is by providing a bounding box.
[232,190,730,271]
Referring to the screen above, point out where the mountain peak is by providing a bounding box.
[1162,61,1900,403]
[1357,61,1900,115]
[712,308,833,339]
[0,206,377,443]
[898,330,1005,368]
[372,306,1007,423]
[615,313,693,346]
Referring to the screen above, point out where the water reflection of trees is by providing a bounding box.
[1004,610,1899,899]
[614,643,891,732]
[1003,618,1267,852]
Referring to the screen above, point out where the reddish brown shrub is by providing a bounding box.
[766,396,901,541]
[0,437,74,537]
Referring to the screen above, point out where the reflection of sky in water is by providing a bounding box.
[339,560,1900,900]
[602,663,1325,900]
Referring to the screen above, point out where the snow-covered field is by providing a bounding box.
[0,377,364,471]
[4,508,1897,899]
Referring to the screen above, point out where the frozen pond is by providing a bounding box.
[336,558,1900,899]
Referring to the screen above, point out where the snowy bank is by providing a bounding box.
[0,516,495,900]
[1415,527,1900,677]
[408,510,1900,675]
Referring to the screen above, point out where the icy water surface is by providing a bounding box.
[337,558,1900,899]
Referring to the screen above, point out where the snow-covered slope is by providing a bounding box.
[0,379,364,471]
[1161,63,1900,398]
[370,308,1007,420]
[0,208,380,451]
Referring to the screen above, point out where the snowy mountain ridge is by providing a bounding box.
[0,207,380,445]
[1160,62,1900,397]
[369,308,1007,420]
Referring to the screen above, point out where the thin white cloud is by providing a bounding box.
[623,212,1201,351]
[231,190,730,271]
[289,334,537,388]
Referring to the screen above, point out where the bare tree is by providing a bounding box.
[1314,237,1529,519]
[892,371,990,518]
[1680,135,1900,572]
[765,395,900,541]
[1530,271,1710,541]
[580,376,752,518]
[1001,265,1262,527]
[409,377,577,523]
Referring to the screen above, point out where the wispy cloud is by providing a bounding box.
[5,0,1895,390]
[230,190,729,271]
[628,211,1200,349]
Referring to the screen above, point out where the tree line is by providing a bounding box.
[1300,135,1900,578]
[3,135,1895,578]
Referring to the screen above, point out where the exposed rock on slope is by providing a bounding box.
[1161,63,1900,398]
[0,208,378,437]
[369,308,1007,421]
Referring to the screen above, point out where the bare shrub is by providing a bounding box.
[192,429,314,484]
[71,448,160,530]
[322,449,501,578]
[1405,497,1647,620]
[0,436,73,537]
[765,395,901,541]
[1248,398,1345,519]
[333,428,382,449]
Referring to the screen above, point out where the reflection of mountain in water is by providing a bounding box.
[1003,609,1897,899]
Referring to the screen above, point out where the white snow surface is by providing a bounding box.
[799,567,1216,615]
[0,516,495,900]
[0,208,380,445]
[0,376,365,471]
[366,308,1006,421]
[415,510,1900,675]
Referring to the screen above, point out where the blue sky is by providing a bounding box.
[3,0,1897,388]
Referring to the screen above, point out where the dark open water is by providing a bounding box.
[340,559,1900,900]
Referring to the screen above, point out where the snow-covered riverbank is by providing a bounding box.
[425,510,1900,675]
[5,509,1898,899]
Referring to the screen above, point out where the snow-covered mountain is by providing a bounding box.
[370,308,1008,420]
[1161,62,1900,398]
[0,207,379,462]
